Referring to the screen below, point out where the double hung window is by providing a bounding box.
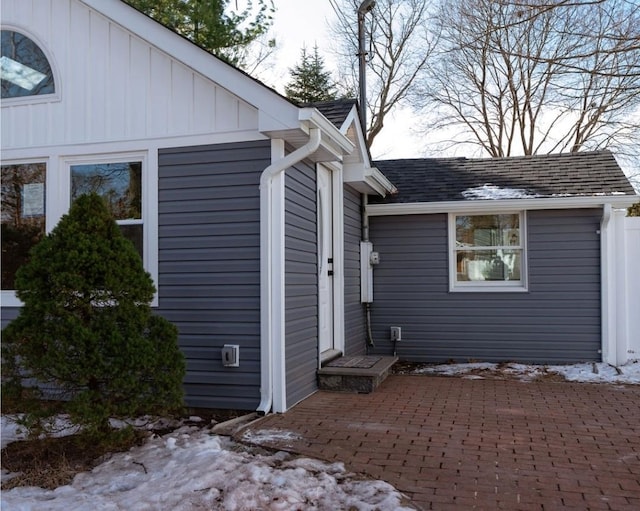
[1,162,46,289]
[71,161,143,257]
[450,212,527,291]
[2,154,154,305]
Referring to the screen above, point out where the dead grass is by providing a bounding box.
[1,431,146,490]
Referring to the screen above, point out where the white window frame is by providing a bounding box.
[1,26,62,106]
[2,150,158,307]
[1,158,49,306]
[448,211,528,292]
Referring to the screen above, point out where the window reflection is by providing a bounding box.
[1,30,55,98]
[455,214,522,283]
[1,163,46,289]
[71,162,142,220]
[71,161,143,259]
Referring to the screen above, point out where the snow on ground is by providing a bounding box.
[406,361,640,384]
[1,419,413,511]
[3,361,638,510]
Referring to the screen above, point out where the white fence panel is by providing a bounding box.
[625,217,640,362]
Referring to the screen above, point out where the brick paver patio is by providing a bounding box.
[238,375,640,510]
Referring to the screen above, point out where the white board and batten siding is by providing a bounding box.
[1,0,259,152]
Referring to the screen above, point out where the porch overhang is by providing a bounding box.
[344,163,397,197]
[262,107,355,163]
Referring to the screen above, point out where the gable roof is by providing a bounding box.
[310,99,359,129]
[371,151,636,204]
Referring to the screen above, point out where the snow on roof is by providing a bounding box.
[461,184,543,200]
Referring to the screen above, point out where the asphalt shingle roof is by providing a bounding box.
[370,151,636,204]
[308,99,357,129]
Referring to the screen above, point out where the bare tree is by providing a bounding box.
[416,0,640,163]
[329,0,438,147]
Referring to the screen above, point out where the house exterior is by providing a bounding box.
[2,0,637,416]
[0,0,393,413]
[367,153,638,366]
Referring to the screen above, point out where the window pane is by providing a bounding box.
[1,163,46,289]
[71,162,142,220]
[456,249,521,282]
[119,224,143,259]
[1,31,55,98]
[456,214,520,247]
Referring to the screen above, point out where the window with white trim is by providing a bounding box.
[1,162,47,289]
[70,161,143,257]
[2,152,157,305]
[1,30,55,98]
[449,212,527,291]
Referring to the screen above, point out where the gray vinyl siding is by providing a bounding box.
[1,308,19,329]
[368,209,602,364]
[285,160,318,408]
[344,185,366,356]
[157,140,269,410]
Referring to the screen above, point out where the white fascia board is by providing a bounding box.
[298,108,355,157]
[344,163,397,196]
[367,195,639,216]
[82,0,300,133]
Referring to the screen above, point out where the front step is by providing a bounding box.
[318,355,398,393]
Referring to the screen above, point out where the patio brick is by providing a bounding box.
[238,375,640,510]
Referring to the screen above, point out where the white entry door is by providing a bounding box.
[317,165,334,355]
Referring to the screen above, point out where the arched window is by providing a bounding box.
[1,30,55,99]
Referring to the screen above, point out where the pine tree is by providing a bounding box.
[124,0,275,69]
[285,45,338,104]
[2,194,185,440]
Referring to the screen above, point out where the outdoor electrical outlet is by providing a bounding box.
[222,344,240,367]
[390,326,401,341]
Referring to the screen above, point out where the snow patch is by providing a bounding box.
[406,361,640,384]
[1,426,413,510]
[241,428,302,446]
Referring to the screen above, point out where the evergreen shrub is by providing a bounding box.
[2,193,185,440]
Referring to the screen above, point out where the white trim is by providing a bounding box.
[601,204,615,364]
[299,108,355,158]
[1,147,159,307]
[600,207,629,365]
[614,210,629,365]
[1,158,49,307]
[368,196,639,217]
[0,24,62,107]
[63,151,157,305]
[448,211,528,292]
[331,164,346,356]
[343,163,397,196]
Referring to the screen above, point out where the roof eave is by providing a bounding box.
[367,195,639,216]
[345,164,397,196]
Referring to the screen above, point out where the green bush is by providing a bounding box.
[2,193,185,440]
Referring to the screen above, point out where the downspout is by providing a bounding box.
[257,128,322,415]
[600,203,614,365]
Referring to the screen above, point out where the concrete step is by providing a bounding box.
[317,355,398,393]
